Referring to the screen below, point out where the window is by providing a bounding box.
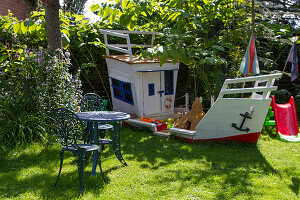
[148,83,155,96]
[165,70,174,95]
[111,78,134,105]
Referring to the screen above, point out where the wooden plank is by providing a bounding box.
[102,29,163,36]
[104,55,175,64]
[101,30,129,38]
[106,44,130,54]
[111,44,153,48]
[224,73,282,84]
[221,86,278,95]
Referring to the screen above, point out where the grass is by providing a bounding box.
[0,126,299,199]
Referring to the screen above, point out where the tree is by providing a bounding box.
[24,0,44,11]
[63,0,88,15]
[45,0,62,50]
[257,0,300,31]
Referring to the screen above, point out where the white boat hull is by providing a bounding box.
[169,73,282,143]
[170,98,271,143]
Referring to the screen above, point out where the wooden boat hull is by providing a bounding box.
[170,73,282,143]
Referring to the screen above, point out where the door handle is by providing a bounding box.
[158,90,164,97]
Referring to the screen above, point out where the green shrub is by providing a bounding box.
[0,47,82,148]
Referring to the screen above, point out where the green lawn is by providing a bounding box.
[0,127,299,199]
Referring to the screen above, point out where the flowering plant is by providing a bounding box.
[0,46,82,146]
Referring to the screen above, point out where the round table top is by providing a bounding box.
[76,111,130,122]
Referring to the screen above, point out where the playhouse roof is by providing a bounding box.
[103,55,175,65]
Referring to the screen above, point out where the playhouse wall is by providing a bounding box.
[133,72,144,117]
[105,57,179,117]
[195,98,271,140]
[139,70,179,117]
[106,58,140,115]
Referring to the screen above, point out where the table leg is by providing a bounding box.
[112,121,127,166]
[91,122,99,176]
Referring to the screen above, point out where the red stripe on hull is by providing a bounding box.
[174,132,261,144]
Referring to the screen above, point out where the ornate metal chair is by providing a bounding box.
[80,93,113,149]
[80,93,108,112]
[53,108,107,193]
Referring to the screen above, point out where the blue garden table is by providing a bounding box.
[76,111,130,176]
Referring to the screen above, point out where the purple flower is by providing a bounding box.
[34,58,41,64]
[65,51,70,58]
[41,82,46,86]
[1,71,5,75]
[36,86,40,90]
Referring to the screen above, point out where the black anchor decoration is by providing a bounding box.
[232,106,254,132]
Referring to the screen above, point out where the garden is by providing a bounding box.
[0,0,299,199]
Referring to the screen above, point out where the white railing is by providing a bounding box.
[101,29,163,61]
[217,73,282,100]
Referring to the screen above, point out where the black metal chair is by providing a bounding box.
[53,108,107,193]
[80,93,113,149]
[80,93,108,112]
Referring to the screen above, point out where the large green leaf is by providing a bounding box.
[90,4,100,12]
[122,0,128,9]
[20,22,27,34]
[103,7,112,19]
[62,32,70,49]
[120,14,132,26]
[13,23,21,34]
[211,45,225,51]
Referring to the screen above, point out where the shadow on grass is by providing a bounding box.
[1,126,293,199]
[0,144,107,199]
[289,177,299,196]
[120,126,279,199]
[261,126,277,139]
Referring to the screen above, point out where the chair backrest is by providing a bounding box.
[54,108,85,149]
[80,93,107,112]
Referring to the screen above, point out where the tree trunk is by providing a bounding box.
[45,0,62,50]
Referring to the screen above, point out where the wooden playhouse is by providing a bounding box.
[102,30,180,120]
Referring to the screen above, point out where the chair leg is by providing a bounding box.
[98,129,106,150]
[98,150,108,183]
[76,153,85,193]
[53,150,64,186]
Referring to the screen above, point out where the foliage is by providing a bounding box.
[0,45,82,147]
[62,0,88,15]
[91,0,299,101]
[0,127,299,199]
[0,0,299,148]
[23,0,43,11]
[0,10,111,101]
